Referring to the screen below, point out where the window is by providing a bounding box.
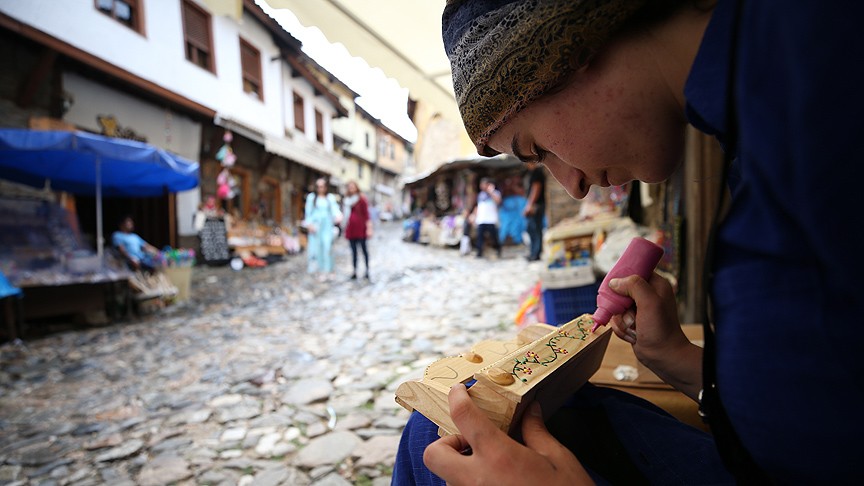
[315,110,324,143]
[96,0,143,33]
[365,132,370,148]
[181,0,214,72]
[293,93,305,131]
[240,38,263,100]
[358,162,363,178]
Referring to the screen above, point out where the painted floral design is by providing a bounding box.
[510,316,592,383]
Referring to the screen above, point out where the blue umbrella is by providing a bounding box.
[0,129,199,258]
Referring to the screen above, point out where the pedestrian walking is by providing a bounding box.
[472,177,502,258]
[304,178,342,279]
[523,161,546,261]
[395,1,863,485]
[343,180,372,281]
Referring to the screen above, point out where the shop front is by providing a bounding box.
[193,123,347,268]
[61,71,203,251]
[402,155,528,247]
[0,128,199,337]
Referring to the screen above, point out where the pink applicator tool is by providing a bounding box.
[591,237,664,332]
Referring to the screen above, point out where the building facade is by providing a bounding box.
[0,0,366,250]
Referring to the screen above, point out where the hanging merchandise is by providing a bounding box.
[215,130,236,167]
[216,167,234,200]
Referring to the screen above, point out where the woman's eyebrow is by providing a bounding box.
[511,135,541,163]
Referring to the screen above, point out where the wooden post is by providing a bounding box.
[168,192,177,248]
[683,127,726,323]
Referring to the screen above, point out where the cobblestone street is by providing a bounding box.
[0,222,543,485]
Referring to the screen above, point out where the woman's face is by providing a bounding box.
[347,182,358,195]
[487,34,688,199]
[316,180,327,194]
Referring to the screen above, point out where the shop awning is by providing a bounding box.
[0,129,199,257]
[402,154,521,187]
[0,271,22,300]
[0,129,199,197]
[264,133,342,176]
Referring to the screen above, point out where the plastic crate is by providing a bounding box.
[540,263,596,290]
[542,281,600,326]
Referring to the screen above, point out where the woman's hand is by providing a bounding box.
[605,273,703,400]
[423,384,593,486]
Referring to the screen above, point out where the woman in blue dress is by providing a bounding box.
[304,178,341,278]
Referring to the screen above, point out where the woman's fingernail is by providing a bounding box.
[609,278,620,289]
[624,314,635,327]
[627,329,637,341]
[623,334,636,344]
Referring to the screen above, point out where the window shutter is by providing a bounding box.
[183,2,209,51]
[315,110,324,143]
[294,93,305,131]
[240,39,262,99]
[240,41,256,78]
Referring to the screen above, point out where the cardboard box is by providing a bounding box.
[163,267,192,301]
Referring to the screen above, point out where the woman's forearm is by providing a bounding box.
[641,342,703,401]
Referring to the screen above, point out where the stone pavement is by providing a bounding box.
[0,222,547,485]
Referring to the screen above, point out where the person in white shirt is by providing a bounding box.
[472,177,502,258]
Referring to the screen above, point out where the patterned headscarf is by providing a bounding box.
[443,0,646,155]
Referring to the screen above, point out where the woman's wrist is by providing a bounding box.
[640,340,703,400]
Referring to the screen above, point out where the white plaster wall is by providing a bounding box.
[314,95,335,152]
[0,0,284,137]
[290,78,336,151]
[349,116,377,163]
[214,9,284,135]
[290,80,313,142]
[331,95,355,144]
[281,64,294,133]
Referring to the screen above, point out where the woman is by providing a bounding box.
[304,178,341,278]
[343,181,372,280]
[394,1,862,484]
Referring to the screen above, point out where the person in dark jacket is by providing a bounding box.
[343,180,372,280]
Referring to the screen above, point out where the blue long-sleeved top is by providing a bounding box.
[685,1,864,481]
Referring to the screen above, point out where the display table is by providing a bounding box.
[226,220,296,259]
[19,278,127,320]
[590,324,706,431]
[0,197,133,334]
[0,272,23,341]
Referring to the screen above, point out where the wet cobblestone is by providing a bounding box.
[0,223,545,485]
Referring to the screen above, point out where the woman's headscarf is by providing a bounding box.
[443,0,646,155]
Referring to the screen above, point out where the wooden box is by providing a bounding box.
[396,315,612,437]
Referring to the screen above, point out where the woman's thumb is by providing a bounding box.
[521,403,566,459]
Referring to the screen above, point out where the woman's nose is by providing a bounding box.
[546,160,589,200]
